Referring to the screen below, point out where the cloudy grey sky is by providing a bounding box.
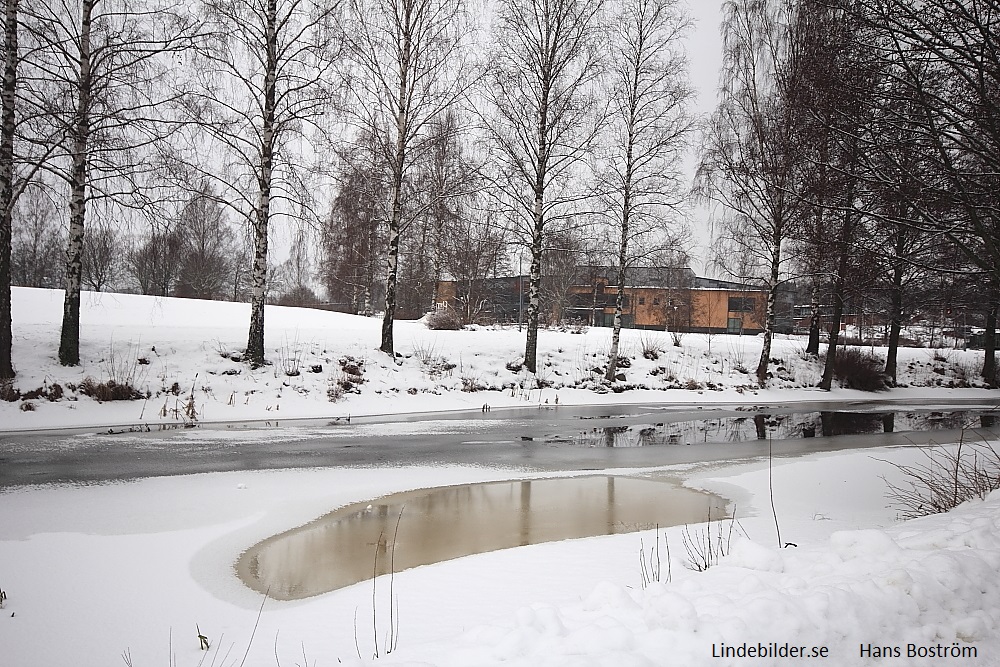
[683,0,725,275]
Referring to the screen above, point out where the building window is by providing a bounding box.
[638,297,645,305]
[727,317,743,333]
[653,298,660,305]
[728,296,754,312]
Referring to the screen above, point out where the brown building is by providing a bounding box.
[436,268,768,334]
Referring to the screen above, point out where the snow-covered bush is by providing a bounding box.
[425,309,463,330]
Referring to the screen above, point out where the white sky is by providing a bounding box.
[682,0,726,276]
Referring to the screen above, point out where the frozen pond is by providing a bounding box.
[1,399,997,486]
[236,475,725,600]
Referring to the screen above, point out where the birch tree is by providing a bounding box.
[0,0,19,379]
[485,0,606,373]
[19,0,195,366]
[322,136,387,315]
[698,0,802,387]
[179,0,339,367]
[1,0,64,378]
[601,0,692,382]
[340,0,469,355]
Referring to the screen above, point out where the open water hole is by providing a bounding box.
[236,475,725,600]
[563,408,1000,447]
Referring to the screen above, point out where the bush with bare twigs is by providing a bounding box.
[826,346,887,391]
[882,435,1000,520]
[681,505,737,572]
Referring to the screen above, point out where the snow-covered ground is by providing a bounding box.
[0,287,993,431]
[1,448,998,666]
[1,288,999,666]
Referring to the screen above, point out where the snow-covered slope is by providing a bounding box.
[1,287,994,430]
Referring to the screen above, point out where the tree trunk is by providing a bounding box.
[756,285,777,386]
[605,262,626,382]
[806,282,821,355]
[756,221,782,386]
[0,0,17,379]
[605,179,632,381]
[380,222,400,355]
[983,300,997,387]
[246,0,279,367]
[246,207,268,366]
[884,278,903,384]
[58,0,93,367]
[379,8,412,356]
[819,212,854,390]
[523,208,543,373]
[819,284,845,391]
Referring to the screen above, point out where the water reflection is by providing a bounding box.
[571,409,997,447]
[236,476,725,600]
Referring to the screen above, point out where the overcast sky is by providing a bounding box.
[683,0,725,275]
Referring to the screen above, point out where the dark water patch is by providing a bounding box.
[236,476,725,600]
[567,409,999,447]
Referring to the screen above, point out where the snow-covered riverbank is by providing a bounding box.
[1,287,995,431]
[1,287,998,666]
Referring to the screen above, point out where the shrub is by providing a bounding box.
[425,309,463,330]
[461,376,486,392]
[101,340,145,389]
[882,438,1000,519]
[829,347,887,391]
[328,356,366,400]
[682,506,736,572]
[21,383,64,402]
[20,401,35,412]
[0,381,19,402]
[641,334,661,360]
[78,377,146,402]
[278,336,303,376]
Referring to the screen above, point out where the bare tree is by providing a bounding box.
[445,204,507,323]
[174,183,237,300]
[484,0,606,373]
[697,0,809,387]
[80,217,124,292]
[10,185,63,288]
[321,134,387,315]
[788,0,882,391]
[340,0,470,354]
[858,0,1000,385]
[2,0,75,378]
[19,0,196,365]
[601,0,693,381]
[539,227,589,324]
[179,0,339,366]
[127,223,184,296]
[413,111,478,314]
